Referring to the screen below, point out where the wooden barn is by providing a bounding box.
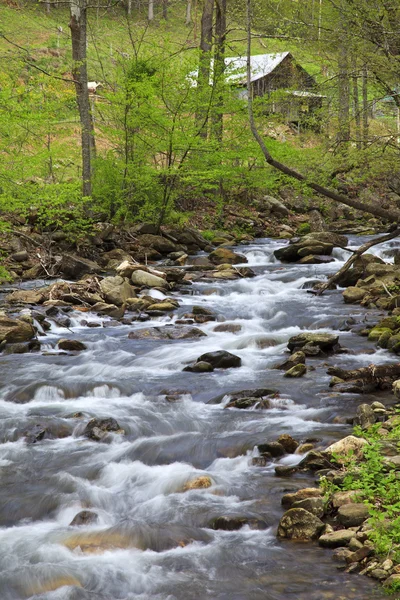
[224,52,324,129]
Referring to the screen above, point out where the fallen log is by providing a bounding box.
[315,228,400,296]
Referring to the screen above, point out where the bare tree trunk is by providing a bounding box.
[196,0,214,138]
[148,0,154,21]
[337,34,350,147]
[315,228,400,296]
[45,0,50,14]
[211,0,226,142]
[162,0,168,19]
[362,65,369,148]
[245,0,400,224]
[351,58,361,150]
[127,0,132,15]
[69,0,93,197]
[185,0,192,24]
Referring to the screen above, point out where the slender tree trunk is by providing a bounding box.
[127,0,132,15]
[69,0,93,197]
[362,65,369,148]
[196,0,214,138]
[351,58,362,150]
[148,0,154,21]
[162,0,168,19]
[45,0,50,14]
[245,0,400,224]
[185,0,192,24]
[337,32,350,147]
[211,0,226,142]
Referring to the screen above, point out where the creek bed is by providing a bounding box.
[0,236,395,600]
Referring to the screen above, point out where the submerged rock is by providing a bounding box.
[128,326,206,340]
[83,417,123,441]
[69,510,98,526]
[195,350,241,369]
[57,339,87,352]
[210,516,267,531]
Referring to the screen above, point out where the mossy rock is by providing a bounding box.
[388,334,400,353]
[377,330,392,349]
[368,327,392,342]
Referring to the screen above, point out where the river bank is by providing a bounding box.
[0,231,398,599]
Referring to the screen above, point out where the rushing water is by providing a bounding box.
[0,236,397,600]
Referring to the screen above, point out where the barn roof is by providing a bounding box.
[224,52,291,84]
[189,52,292,87]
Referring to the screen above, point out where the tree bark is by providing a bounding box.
[315,228,400,296]
[211,0,226,142]
[185,0,192,24]
[245,0,400,224]
[196,0,214,138]
[337,31,350,147]
[162,0,168,19]
[351,58,361,150]
[148,0,154,21]
[362,65,369,148]
[69,0,93,197]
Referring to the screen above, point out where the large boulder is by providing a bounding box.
[58,339,87,352]
[195,350,241,369]
[0,316,35,344]
[287,332,339,352]
[60,254,101,280]
[208,248,248,265]
[135,234,178,254]
[325,435,368,462]
[6,289,46,304]
[277,508,324,540]
[319,530,356,548]
[131,269,168,289]
[128,326,206,340]
[274,232,348,262]
[99,276,136,306]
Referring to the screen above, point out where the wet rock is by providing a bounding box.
[210,516,267,531]
[275,465,298,477]
[257,441,285,457]
[69,510,98,526]
[353,403,376,429]
[24,424,49,444]
[147,300,179,312]
[252,456,269,467]
[60,254,101,279]
[277,508,324,541]
[192,305,214,316]
[284,363,307,377]
[210,388,278,406]
[332,547,353,563]
[208,248,247,265]
[318,529,356,548]
[225,394,272,409]
[346,543,374,563]
[281,488,323,508]
[195,350,241,369]
[277,434,299,454]
[183,361,214,373]
[128,325,206,340]
[297,451,333,471]
[288,332,339,351]
[0,316,36,344]
[182,475,212,491]
[131,269,168,289]
[91,302,125,319]
[291,497,325,518]
[298,254,335,265]
[83,417,123,441]
[343,287,367,304]
[275,351,305,370]
[338,503,370,527]
[3,340,40,355]
[99,276,136,306]
[57,339,87,352]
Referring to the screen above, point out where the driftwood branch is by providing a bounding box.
[315,228,400,296]
[245,0,400,223]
